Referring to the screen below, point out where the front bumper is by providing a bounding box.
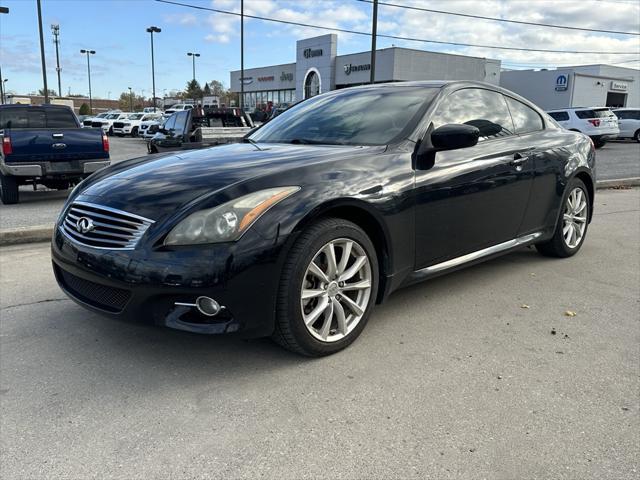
[113,127,132,135]
[51,226,285,337]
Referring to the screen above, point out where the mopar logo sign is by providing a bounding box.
[555,75,568,91]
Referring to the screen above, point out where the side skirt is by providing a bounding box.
[403,232,543,287]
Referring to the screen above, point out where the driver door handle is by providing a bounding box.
[510,152,530,171]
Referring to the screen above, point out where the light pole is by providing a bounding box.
[1,78,7,104]
[128,87,133,112]
[51,24,62,97]
[240,0,244,110]
[370,0,378,84]
[187,52,200,81]
[146,26,161,112]
[80,49,95,114]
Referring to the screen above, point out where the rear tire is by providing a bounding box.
[131,127,139,138]
[536,178,590,258]
[272,217,379,356]
[634,129,640,143]
[0,174,19,204]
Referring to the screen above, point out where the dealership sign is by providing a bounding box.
[258,76,275,82]
[240,77,253,85]
[610,81,628,91]
[344,63,371,75]
[280,72,294,82]
[303,47,323,58]
[555,74,568,91]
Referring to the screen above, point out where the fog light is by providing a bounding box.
[195,296,221,316]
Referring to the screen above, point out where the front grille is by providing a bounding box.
[57,266,131,312]
[113,122,126,128]
[91,121,103,128]
[60,201,155,249]
[83,120,93,127]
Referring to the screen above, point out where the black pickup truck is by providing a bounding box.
[147,108,254,154]
[0,104,110,204]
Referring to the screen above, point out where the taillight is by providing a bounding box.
[102,133,110,152]
[2,136,12,155]
[588,119,601,127]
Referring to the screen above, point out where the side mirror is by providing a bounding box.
[431,124,480,151]
[415,123,480,170]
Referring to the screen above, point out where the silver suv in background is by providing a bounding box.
[612,108,640,142]
[547,107,619,148]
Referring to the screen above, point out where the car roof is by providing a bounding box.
[547,107,613,112]
[0,103,71,110]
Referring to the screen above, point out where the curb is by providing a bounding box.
[595,177,640,189]
[0,226,53,246]
[0,180,638,247]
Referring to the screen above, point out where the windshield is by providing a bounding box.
[576,108,614,119]
[128,114,144,120]
[96,113,108,118]
[249,86,438,145]
[106,113,120,119]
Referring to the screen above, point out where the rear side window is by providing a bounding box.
[505,97,544,134]
[432,88,515,141]
[173,111,189,132]
[45,108,78,128]
[575,109,613,119]
[548,111,570,121]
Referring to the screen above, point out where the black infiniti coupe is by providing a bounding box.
[52,81,595,356]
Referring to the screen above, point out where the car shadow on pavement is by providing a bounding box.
[15,187,70,204]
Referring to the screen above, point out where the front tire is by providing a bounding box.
[634,129,640,143]
[272,218,379,356]
[0,174,19,204]
[131,127,139,137]
[536,178,590,258]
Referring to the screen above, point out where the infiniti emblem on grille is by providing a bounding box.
[76,217,95,234]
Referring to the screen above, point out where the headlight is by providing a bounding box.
[164,186,300,246]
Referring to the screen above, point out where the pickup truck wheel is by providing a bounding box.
[0,174,19,204]
[108,127,114,136]
[131,127,139,137]
[634,129,640,143]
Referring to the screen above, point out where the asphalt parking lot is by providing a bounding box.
[0,137,638,231]
[0,188,638,479]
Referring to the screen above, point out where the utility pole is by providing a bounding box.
[51,24,62,97]
[36,0,49,103]
[187,52,200,81]
[370,0,378,84]
[240,0,244,109]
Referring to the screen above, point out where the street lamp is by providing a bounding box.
[146,26,161,112]
[128,87,133,112]
[187,52,200,81]
[80,49,95,114]
[1,79,7,104]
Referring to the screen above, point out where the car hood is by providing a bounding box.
[76,142,381,222]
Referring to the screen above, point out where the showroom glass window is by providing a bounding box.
[505,96,544,134]
[432,88,515,140]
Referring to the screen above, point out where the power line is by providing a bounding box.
[354,0,640,36]
[155,0,639,55]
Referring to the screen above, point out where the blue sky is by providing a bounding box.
[1,0,638,100]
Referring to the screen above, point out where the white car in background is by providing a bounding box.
[90,112,133,135]
[547,107,619,148]
[612,108,640,142]
[164,104,193,114]
[112,113,162,137]
[82,111,119,128]
[140,114,171,139]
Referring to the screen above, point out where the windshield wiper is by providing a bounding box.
[243,137,264,151]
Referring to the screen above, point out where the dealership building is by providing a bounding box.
[230,34,501,109]
[500,65,639,110]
